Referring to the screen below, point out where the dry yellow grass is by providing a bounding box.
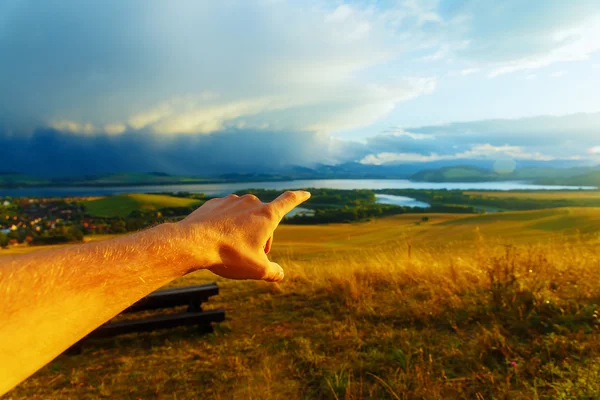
[4,209,600,399]
[465,190,600,200]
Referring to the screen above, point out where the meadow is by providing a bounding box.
[82,194,204,217]
[3,207,600,399]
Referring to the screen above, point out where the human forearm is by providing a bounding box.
[0,190,310,395]
[0,222,215,395]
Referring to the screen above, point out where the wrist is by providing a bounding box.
[163,221,222,275]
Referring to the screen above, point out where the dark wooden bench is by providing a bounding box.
[69,283,225,352]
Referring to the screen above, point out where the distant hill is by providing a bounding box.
[0,172,51,188]
[2,164,600,189]
[536,170,600,187]
[57,172,214,186]
[0,172,217,188]
[411,166,501,182]
[510,166,594,180]
[410,165,599,184]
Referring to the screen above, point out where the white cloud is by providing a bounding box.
[401,0,442,26]
[381,127,433,140]
[50,120,97,135]
[128,104,174,131]
[359,143,576,165]
[110,77,436,136]
[103,123,126,135]
[419,48,448,62]
[51,120,127,135]
[151,98,272,135]
[486,15,600,77]
[549,71,567,78]
[460,67,480,76]
[325,5,353,23]
[525,74,537,80]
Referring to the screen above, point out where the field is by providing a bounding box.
[82,194,203,217]
[465,191,600,200]
[3,208,600,399]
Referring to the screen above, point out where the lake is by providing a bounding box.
[0,179,595,199]
[375,194,430,208]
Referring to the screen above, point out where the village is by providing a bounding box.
[0,196,163,248]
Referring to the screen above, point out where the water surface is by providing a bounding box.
[0,179,595,198]
[375,194,430,208]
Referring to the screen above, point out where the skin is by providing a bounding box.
[0,190,310,395]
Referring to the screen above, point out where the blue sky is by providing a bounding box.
[0,0,599,174]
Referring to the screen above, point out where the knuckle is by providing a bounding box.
[241,194,259,202]
[285,191,298,201]
[226,194,239,199]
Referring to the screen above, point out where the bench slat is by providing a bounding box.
[87,309,226,339]
[123,283,219,313]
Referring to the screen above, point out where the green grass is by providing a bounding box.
[82,194,203,217]
[466,190,600,200]
[5,209,600,399]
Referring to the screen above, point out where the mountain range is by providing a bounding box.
[1,162,599,189]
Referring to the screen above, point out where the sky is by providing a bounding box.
[0,0,599,175]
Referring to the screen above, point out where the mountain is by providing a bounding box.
[536,170,600,186]
[0,172,51,188]
[410,165,600,184]
[510,167,594,180]
[411,166,501,182]
[2,163,600,189]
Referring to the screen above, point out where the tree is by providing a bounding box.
[0,232,8,248]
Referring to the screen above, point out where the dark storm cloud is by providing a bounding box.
[2,111,597,176]
[0,128,366,177]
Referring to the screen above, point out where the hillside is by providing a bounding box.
[5,209,600,399]
[411,165,599,183]
[537,170,600,187]
[82,194,204,217]
[3,163,600,189]
[410,166,502,182]
[0,172,217,189]
[0,172,51,187]
[56,172,215,187]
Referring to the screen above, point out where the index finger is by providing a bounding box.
[267,190,311,220]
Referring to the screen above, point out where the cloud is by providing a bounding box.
[1,0,598,141]
[50,121,97,135]
[0,127,366,177]
[104,123,127,135]
[360,112,600,165]
[549,71,567,78]
[359,144,572,165]
[460,68,480,76]
[430,1,600,77]
[0,0,599,178]
[1,112,598,176]
[0,0,436,136]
